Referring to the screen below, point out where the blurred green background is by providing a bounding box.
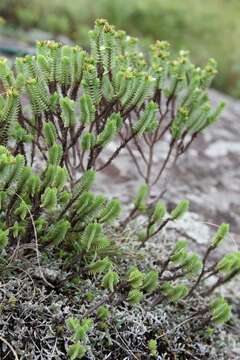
[1,0,240,97]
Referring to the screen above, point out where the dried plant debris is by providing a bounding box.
[0,249,239,360]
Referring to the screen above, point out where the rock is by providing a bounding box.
[97,90,240,233]
[165,89,240,234]
[96,89,240,234]
[205,141,240,157]
[169,211,211,245]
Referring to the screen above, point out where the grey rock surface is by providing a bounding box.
[96,89,240,238]
[168,89,240,235]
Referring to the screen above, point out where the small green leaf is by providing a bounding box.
[102,270,119,292]
[212,223,229,248]
[67,342,86,360]
[127,289,143,304]
[171,200,189,220]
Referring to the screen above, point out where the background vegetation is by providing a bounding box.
[1,0,240,97]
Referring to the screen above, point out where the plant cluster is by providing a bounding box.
[0,19,239,359]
